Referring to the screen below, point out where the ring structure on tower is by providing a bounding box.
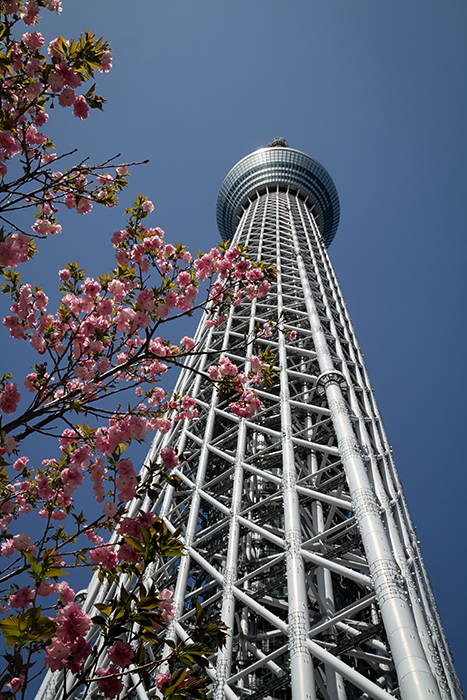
[216,143,340,247]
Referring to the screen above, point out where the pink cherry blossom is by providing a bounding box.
[180,336,195,351]
[108,640,134,668]
[73,95,89,120]
[230,390,263,419]
[71,635,91,665]
[9,586,35,609]
[13,456,29,472]
[56,62,81,89]
[0,383,21,414]
[22,31,45,50]
[44,638,71,672]
[103,501,118,517]
[56,581,75,606]
[89,544,118,569]
[160,446,179,470]
[56,602,92,641]
[218,356,238,378]
[58,87,76,107]
[99,50,112,73]
[4,437,17,454]
[136,289,155,312]
[32,219,62,236]
[12,532,37,555]
[20,0,40,25]
[96,666,123,699]
[177,270,191,287]
[7,677,24,693]
[58,268,71,281]
[247,355,262,373]
[24,56,42,77]
[4,2,20,16]
[76,196,92,214]
[44,0,62,12]
[208,365,220,380]
[155,672,170,691]
[33,108,48,127]
[48,70,65,91]
[37,580,56,597]
[154,417,171,433]
[0,539,15,557]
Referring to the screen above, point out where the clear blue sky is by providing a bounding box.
[4,0,467,690]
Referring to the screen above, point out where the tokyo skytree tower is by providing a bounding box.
[38,140,463,700]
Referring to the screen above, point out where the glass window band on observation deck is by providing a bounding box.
[216,146,340,247]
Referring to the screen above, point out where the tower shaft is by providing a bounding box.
[37,146,463,700]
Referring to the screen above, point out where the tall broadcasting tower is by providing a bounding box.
[38,141,463,700]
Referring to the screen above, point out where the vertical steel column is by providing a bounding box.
[214,199,260,698]
[275,190,316,700]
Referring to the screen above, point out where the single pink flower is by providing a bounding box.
[58,87,76,107]
[155,672,170,691]
[0,383,21,414]
[55,602,92,641]
[160,446,179,470]
[108,640,133,668]
[96,665,123,699]
[99,51,112,73]
[9,586,35,609]
[13,456,29,472]
[44,638,71,672]
[7,677,24,693]
[73,95,89,120]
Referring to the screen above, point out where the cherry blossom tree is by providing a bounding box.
[0,2,276,698]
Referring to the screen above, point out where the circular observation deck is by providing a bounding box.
[216,144,340,247]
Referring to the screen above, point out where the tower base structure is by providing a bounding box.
[37,142,464,700]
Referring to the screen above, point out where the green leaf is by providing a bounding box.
[43,568,68,578]
[122,535,143,551]
[196,601,205,625]
[93,603,112,617]
[137,595,159,610]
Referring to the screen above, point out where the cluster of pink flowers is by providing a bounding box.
[0,532,37,558]
[89,543,118,569]
[206,354,265,418]
[0,382,21,414]
[1,205,269,480]
[8,585,35,609]
[44,599,92,674]
[0,4,121,273]
[95,665,123,699]
[0,231,30,268]
[230,390,263,419]
[0,229,269,534]
[160,445,179,470]
[157,588,175,624]
[0,7,271,697]
[8,579,73,615]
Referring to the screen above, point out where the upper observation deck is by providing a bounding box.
[216,139,340,247]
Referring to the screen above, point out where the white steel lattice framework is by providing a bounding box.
[37,140,464,700]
